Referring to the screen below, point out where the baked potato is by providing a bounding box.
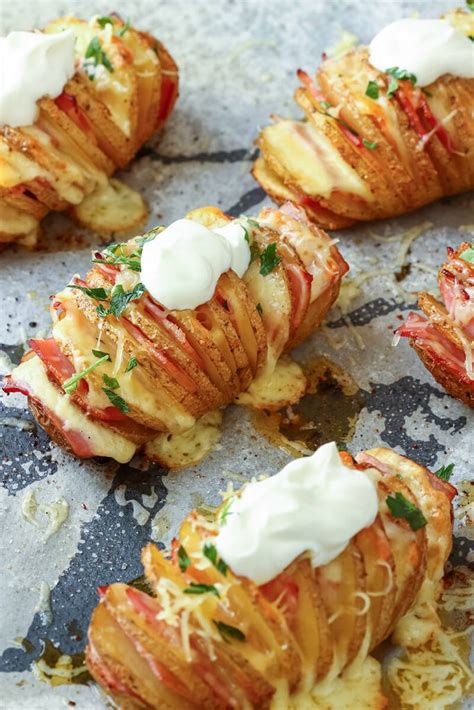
[396,242,474,407]
[3,204,348,464]
[86,445,456,708]
[0,14,178,246]
[253,9,474,229]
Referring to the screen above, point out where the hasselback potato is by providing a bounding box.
[86,444,455,709]
[3,204,348,463]
[253,9,474,230]
[396,241,474,407]
[0,14,178,246]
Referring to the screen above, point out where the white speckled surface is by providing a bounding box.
[0,1,472,707]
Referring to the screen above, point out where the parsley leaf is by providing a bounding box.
[67,284,108,301]
[219,498,233,527]
[319,100,332,110]
[93,244,142,272]
[386,67,417,85]
[63,354,109,394]
[183,583,220,597]
[98,283,145,319]
[118,18,130,37]
[386,492,427,531]
[203,543,227,575]
[362,139,378,150]
[365,80,379,99]
[102,373,120,390]
[177,545,191,572]
[125,356,138,373]
[102,388,129,413]
[467,0,474,11]
[435,463,455,481]
[96,15,114,28]
[387,76,399,97]
[84,36,114,74]
[259,243,281,276]
[460,244,474,264]
[213,620,246,642]
[92,349,111,361]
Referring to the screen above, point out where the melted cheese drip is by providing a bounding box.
[235,355,307,410]
[261,120,372,200]
[12,355,136,463]
[21,488,69,542]
[145,410,222,469]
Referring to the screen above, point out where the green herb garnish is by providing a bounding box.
[387,77,399,98]
[118,18,130,36]
[365,80,379,99]
[386,67,417,84]
[67,284,108,301]
[92,349,111,361]
[102,388,129,413]
[259,243,281,276]
[435,463,454,481]
[386,492,427,531]
[177,545,191,572]
[460,244,474,264]
[63,354,109,394]
[256,302,263,315]
[203,543,227,575]
[98,283,145,319]
[319,100,332,110]
[93,243,142,272]
[84,36,114,74]
[96,16,114,28]
[213,621,246,642]
[102,373,120,390]
[362,139,378,150]
[125,356,138,373]
[183,583,220,597]
[219,498,233,527]
[467,0,474,12]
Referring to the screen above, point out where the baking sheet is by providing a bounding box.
[0,0,472,707]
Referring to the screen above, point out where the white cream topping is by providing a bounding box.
[369,19,474,87]
[0,30,75,127]
[140,218,251,310]
[215,441,378,585]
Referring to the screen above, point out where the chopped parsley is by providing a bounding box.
[387,76,399,98]
[67,284,108,301]
[102,388,129,413]
[460,244,474,264]
[102,373,120,390]
[386,492,427,531]
[256,302,263,315]
[362,139,378,150]
[118,18,130,37]
[183,582,220,597]
[177,545,191,572]
[203,543,227,575]
[319,100,332,110]
[365,80,379,99]
[467,0,474,11]
[92,349,111,361]
[259,243,281,276]
[125,356,138,373]
[213,620,246,642]
[97,282,145,319]
[386,67,417,84]
[63,354,109,394]
[96,15,114,28]
[93,243,142,272]
[435,463,454,481]
[84,36,114,76]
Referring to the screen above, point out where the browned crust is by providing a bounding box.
[410,338,474,408]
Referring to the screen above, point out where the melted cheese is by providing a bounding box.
[21,488,69,542]
[235,355,307,410]
[0,199,39,244]
[12,355,136,463]
[145,410,222,469]
[72,177,147,233]
[262,120,372,200]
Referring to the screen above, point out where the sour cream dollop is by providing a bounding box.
[140,219,251,310]
[215,441,379,585]
[0,30,76,127]
[369,19,474,87]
